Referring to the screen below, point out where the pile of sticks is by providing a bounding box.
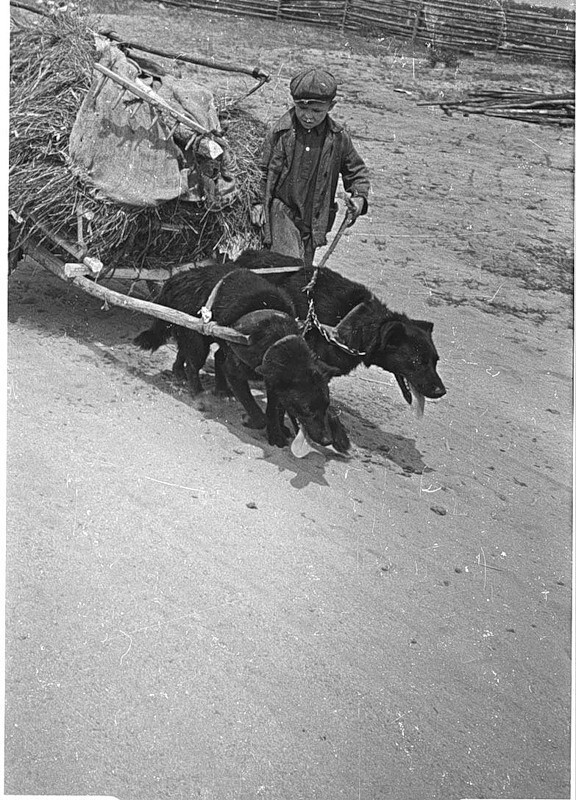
[419,89,575,126]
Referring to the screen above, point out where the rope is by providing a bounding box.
[199,269,239,324]
[200,320,220,337]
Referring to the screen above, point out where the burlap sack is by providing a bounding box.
[69,39,223,207]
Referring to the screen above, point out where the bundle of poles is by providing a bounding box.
[418,89,575,126]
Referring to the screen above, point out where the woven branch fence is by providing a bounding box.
[156,0,575,63]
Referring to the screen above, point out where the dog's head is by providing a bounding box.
[256,336,349,452]
[367,318,446,413]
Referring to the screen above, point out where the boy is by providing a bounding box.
[252,67,370,266]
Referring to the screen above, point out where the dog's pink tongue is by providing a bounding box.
[291,427,319,458]
[409,384,426,418]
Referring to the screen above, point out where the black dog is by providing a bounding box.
[134,267,349,451]
[218,308,349,451]
[233,250,446,413]
[134,264,295,395]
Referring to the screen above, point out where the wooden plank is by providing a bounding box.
[182,0,277,16]
[506,5,574,24]
[347,12,414,31]
[98,267,190,282]
[23,240,251,345]
[63,263,91,278]
[506,25,574,43]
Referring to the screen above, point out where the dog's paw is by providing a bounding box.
[328,412,351,453]
[214,386,235,399]
[241,412,267,430]
[187,383,205,397]
[267,426,289,448]
[171,360,187,381]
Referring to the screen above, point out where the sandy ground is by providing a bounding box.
[5,4,574,799]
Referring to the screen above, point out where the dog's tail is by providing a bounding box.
[134,319,171,352]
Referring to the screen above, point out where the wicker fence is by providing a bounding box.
[159,0,575,63]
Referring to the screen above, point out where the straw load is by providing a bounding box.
[9,6,267,276]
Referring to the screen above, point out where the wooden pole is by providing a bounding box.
[93,64,220,141]
[29,216,103,274]
[103,31,271,81]
[412,1,424,43]
[23,240,251,345]
[341,0,350,31]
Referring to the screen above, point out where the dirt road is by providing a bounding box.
[5,4,573,799]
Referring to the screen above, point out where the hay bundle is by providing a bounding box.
[9,7,266,272]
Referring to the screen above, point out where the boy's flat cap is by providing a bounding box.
[290,68,337,100]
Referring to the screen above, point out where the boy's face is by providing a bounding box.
[293,99,335,130]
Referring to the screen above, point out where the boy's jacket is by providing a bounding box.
[259,109,370,249]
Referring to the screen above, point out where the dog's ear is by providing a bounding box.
[254,360,283,382]
[257,336,305,384]
[412,319,434,334]
[380,319,409,348]
[334,303,370,350]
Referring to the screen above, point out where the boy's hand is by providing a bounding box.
[345,195,365,226]
[250,204,265,226]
